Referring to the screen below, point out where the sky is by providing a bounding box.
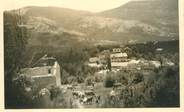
[3,0,133,12]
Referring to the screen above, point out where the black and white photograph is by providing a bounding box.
[2,0,183,109]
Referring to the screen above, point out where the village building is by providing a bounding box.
[112,48,122,53]
[111,58,160,72]
[110,52,128,62]
[89,57,99,63]
[150,61,161,68]
[93,48,127,70]
[21,55,61,89]
[111,62,129,70]
[110,50,129,70]
[162,60,175,66]
[88,57,103,68]
[110,48,128,61]
[111,59,140,71]
[137,59,160,73]
[97,50,110,64]
[156,48,163,52]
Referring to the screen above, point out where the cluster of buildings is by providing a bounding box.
[87,47,174,73]
[88,48,128,69]
[18,46,175,92]
[88,48,130,71]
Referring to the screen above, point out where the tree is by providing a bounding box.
[107,54,111,71]
[4,12,29,108]
[104,73,115,88]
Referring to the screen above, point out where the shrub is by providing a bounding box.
[94,74,103,82]
[49,85,61,101]
[104,73,115,88]
[85,76,95,86]
[8,75,39,108]
[67,76,77,84]
[131,73,144,84]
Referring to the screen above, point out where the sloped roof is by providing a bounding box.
[89,57,99,63]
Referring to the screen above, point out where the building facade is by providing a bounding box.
[21,55,61,89]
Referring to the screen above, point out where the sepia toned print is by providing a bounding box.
[3,0,179,109]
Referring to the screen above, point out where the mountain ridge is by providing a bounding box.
[5,0,179,47]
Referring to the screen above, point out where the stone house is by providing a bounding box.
[21,55,61,89]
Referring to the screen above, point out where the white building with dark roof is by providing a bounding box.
[110,52,128,63]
